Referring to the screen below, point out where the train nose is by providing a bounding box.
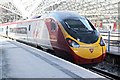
[75,46,103,59]
[70,44,107,64]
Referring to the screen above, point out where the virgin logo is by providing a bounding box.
[89,48,94,53]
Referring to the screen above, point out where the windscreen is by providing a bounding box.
[64,17,98,44]
[64,18,95,31]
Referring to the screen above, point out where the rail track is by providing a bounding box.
[89,67,120,80]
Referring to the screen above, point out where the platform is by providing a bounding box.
[0,37,106,79]
[100,31,119,55]
[107,46,120,55]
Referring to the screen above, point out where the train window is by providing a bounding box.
[10,28,14,33]
[10,27,27,34]
[17,27,27,34]
[0,28,3,32]
[50,19,57,31]
[28,25,31,31]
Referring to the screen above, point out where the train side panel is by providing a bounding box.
[44,18,74,61]
[8,24,17,39]
[6,19,52,50]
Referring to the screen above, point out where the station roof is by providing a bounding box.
[0,0,119,23]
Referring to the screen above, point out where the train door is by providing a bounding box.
[32,21,40,45]
[45,18,58,49]
[26,24,31,42]
[27,21,38,44]
[6,26,8,36]
[27,23,32,43]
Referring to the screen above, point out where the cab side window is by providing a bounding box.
[50,19,57,31]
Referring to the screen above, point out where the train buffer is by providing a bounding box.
[1,37,107,79]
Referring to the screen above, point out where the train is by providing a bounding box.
[0,11,106,64]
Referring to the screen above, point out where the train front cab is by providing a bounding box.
[58,17,106,64]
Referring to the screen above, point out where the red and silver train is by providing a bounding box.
[0,11,106,64]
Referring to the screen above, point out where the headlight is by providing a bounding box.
[100,38,105,46]
[66,38,80,48]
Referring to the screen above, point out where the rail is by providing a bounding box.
[90,67,120,80]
